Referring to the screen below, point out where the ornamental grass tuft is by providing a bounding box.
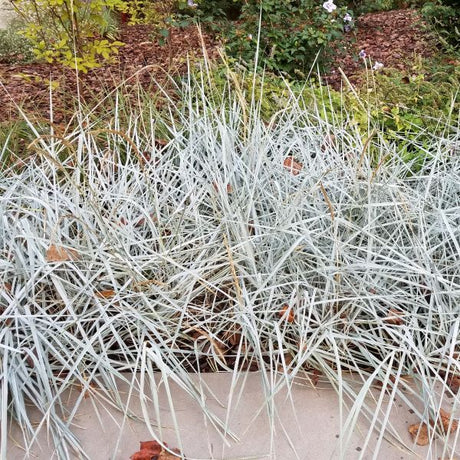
[1,64,460,458]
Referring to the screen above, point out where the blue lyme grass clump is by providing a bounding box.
[0,67,460,458]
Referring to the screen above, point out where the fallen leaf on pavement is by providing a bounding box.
[409,409,458,445]
[408,422,429,446]
[130,440,184,460]
[439,408,458,433]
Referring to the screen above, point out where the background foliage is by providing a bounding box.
[10,0,125,71]
[421,0,460,50]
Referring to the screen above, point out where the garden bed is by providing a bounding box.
[0,9,444,124]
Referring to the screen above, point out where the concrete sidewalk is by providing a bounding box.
[7,372,459,459]
[0,0,15,29]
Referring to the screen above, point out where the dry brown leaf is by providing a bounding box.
[311,369,322,387]
[155,138,168,148]
[130,440,183,460]
[46,244,80,262]
[95,289,116,299]
[440,371,460,394]
[212,182,233,193]
[439,408,458,433]
[283,156,303,176]
[78,382,98,399]
[278,304,295,323]
[277,353,293,373]
[408,422,429,446]
[190,326,227,364]
[320,134,336,152]
[409,409,458,446]
[385,308,405,325]
[141,151,151,162]
[135,213,158,227]
[223,327,242,347]
[447,375,460,394]
[139,441,162,454]
[228,332,242,347]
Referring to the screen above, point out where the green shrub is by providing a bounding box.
[11,0,126,72]
[177,0,350,77]
[352,62,459,130]
[228,0,352,76]
[191,0,242,21]
[421,0,460,50]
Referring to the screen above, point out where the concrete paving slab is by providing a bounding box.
[6,372,460,459]
[0,1,15,29]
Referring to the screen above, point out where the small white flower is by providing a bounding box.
[247,34,253,40]
[343,13,352,22]
[372,61,384,71]
[323,1,336,13]
[187,0,197,7]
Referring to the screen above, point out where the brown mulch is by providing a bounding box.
[0,25,219,124]
[324,8,438,87]
[0,9,441,124]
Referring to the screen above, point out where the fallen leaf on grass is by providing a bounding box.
[278,304,295,323]
[223,326,242,347]
[212,182,233,193]
[130,440,183,460]
[384,308,405,325]
[320,134,336,152]
[155,138,168,148]
[134,213,158,227]
[283,156,302,175]
[119,213,158,227]
[95,289,116,299]
[139,441,161,452]
[46,244,80,262]
[311,369,322,387]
